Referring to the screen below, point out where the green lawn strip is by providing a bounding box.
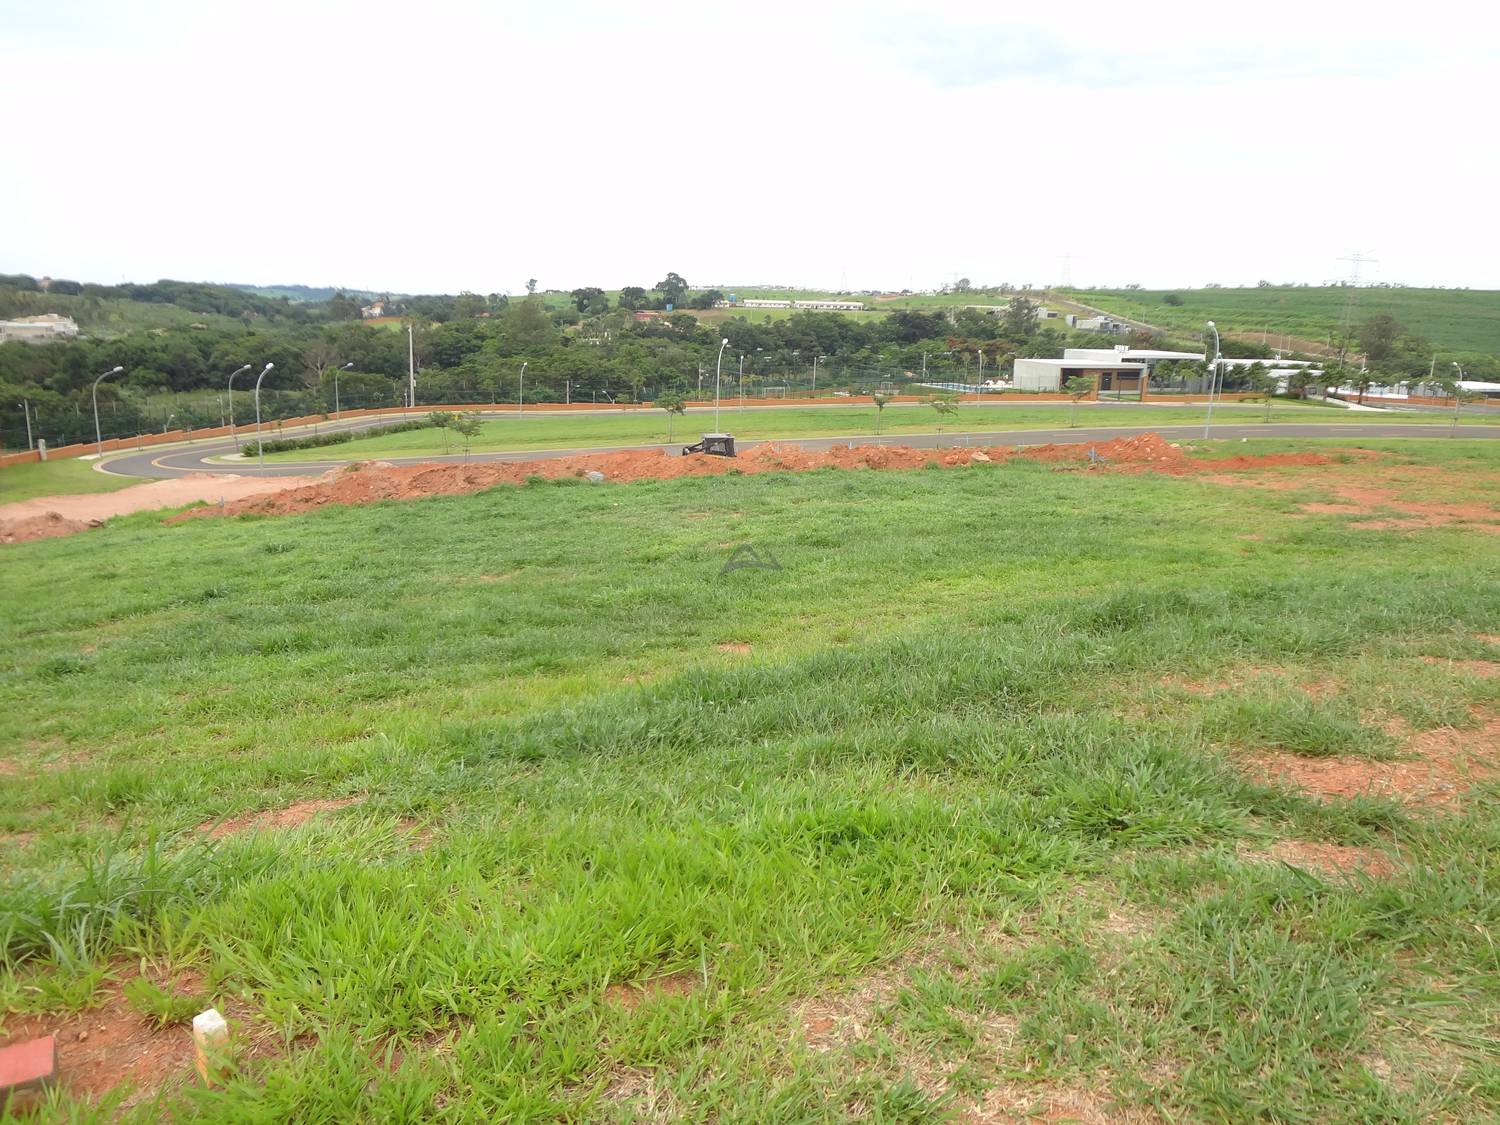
[248,403,1497,462]
[1,445,1497,1119]
[0,458,141,503]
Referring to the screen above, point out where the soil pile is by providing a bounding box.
[0,511,93,544]
[166,434,1337,522]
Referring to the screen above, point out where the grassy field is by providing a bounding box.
[251,401,1496,461]
[1061,287,1500,355]
[2,437,1498,1119]
[0,458,140,504]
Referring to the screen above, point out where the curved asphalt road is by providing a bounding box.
[97,410,1500,481]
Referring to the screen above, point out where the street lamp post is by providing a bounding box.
[18,399,33,451]
[813,354,827,397]
[333,362,353,417]
[519,362,527,416]
[1451,361,1465,436]
[91,366,125,459]
[738,354,745,412]
[226,363,252,450]
[253,363,275,465]
[714,338,729,432]
[1202,321,1221,439]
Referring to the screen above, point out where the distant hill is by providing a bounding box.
[231,284,397,304]
[1058,286,1500,356]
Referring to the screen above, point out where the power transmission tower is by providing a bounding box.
[1335,250,1378,365]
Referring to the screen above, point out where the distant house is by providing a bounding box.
[0,313,80,343]
[1065,314,1129,333]
[361,301,387,319]
[632,310,664,321]
[1013,356,1146,393]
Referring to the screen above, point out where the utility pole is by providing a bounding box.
[19,399,33,450]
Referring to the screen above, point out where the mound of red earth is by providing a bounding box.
[160,433,1331,522]
[0,511,96,544]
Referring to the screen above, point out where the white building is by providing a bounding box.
[794,299,865,311]
[0,313,80,343]
[1013,356,1146,392]
[740,299,792,309]
[1065,314,1130,333]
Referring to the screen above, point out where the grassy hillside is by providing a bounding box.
[1062,287,1500,355]
[2,439,1499,1119]
[0,290,248,337]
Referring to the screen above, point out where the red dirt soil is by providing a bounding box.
[1245,710,1500,808]
[1,474,319,544]
[169,434,1334,523]
[603,970,700,1010]
[0,970,272,1112]
[199,797,361,840]
[1246,839,1399,879]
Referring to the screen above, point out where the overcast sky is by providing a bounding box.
[4,0,1497,295]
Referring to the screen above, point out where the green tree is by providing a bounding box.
[499,299,555,352]
[1357,314,1403,370]
[872,391,893,433]
[1248,367,1279,422]
[450,411,483,453]
[1064,373,1093,427]
[454,292,486,319]
[327,291,361,321]
[570,287,608,315]
[1002,296,1039,338]
[656,272,688,308]
[618,286,649,310]
[656,389,686,442]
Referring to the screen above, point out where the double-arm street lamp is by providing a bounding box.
[91,366,125,458]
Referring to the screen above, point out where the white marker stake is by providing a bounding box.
[192,1008,229,1085]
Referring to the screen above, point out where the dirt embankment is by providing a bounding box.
[165,434,1333,523]
[0,474,319,544]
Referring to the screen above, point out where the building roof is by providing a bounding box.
[1017,358,1146,371]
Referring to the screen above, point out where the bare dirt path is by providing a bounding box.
[0,474,318,544]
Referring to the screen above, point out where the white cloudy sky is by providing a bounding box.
[3,0,1497,294]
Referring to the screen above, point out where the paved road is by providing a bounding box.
[97,415,1500,481]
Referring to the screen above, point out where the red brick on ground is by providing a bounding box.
[0,1035,57,1095]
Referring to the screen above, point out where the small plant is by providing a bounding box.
[449,411,483,455]
[656,390,687,443]
[1064,374,1094,427]
[124,976,206,1029]
[872,392,893,433]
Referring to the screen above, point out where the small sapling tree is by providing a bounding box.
[657,390,686,443]
[872,391,893,434]
[1064,374,1094,427]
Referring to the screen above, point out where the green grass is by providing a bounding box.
[252,401,1497,462]
[0,458,140,503]
[2,439,1498,1119]
[0,290,248,337]
[1061,286,1500,354]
